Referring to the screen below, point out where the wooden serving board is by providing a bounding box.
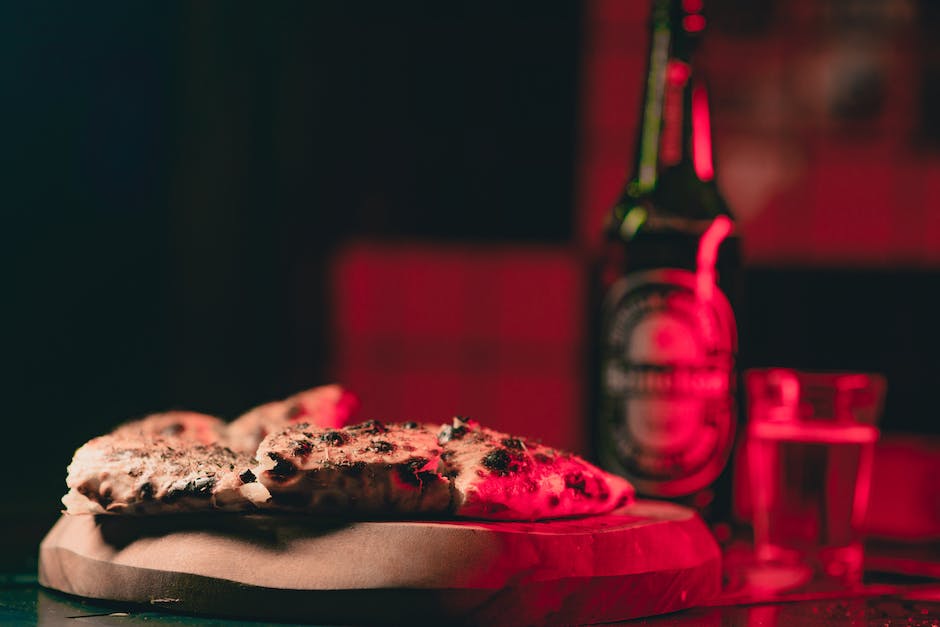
[39,500,720,626]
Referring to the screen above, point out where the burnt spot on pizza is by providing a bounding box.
[286,404,304,420]
[349,419,387,435]
[395,461,438,489]
[548,494,561,508]
[391,457,432,487]
[318,431,348,447]
[501,437,525,451]
[239,469,257,484]
[405,456,429,471]
[482,448,523,476]
[615,493,630,508]
[266,452,298,480]
[98,489,113,508]
[127,467,143,478]
[368,440,395,454]
[187,477,215,496]
[437,424,468,445]
[402,421,419,430]
[292,439,314,457]
[564,472,587,495]
[302,431,313,438]
[395,464,421,487]
[139,482,155,501]
[160,423,184,437]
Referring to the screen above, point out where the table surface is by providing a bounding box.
[3,573,939,626]
[7,535,940,626]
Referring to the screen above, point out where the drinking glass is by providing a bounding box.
[745,369,886,591]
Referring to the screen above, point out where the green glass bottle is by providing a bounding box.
[595,0,740,525]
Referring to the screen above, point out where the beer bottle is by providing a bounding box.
[594,0,740,526]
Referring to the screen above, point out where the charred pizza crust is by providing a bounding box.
[110,411,227,446]
[253,419,451,516]
[225,385,360,455]
[438,417,634,520]
[62,396,634,521]
[64,431,268,515]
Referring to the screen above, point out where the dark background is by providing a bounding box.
[1,2,583,569]
[2,1,937,570]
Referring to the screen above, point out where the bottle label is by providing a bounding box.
[599,268,736,497]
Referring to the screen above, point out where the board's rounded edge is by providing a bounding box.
[38,501,721,623]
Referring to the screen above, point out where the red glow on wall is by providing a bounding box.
[683,14,706,33]
[681,0,704,12]
[692,83,714,182]
[696,216,732,300]
[331,242,587,453]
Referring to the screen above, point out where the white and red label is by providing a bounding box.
[600,268,737,498]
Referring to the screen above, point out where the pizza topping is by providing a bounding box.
[348,419,388,435]
[319,431,348,447]
[481,448,522,475]
[292,440,314,456]
[437,416,478,445]
[395,464,422,487]
[501,437,525,451]
[437,425,464,445]
[564,471,587,494]
[368,440,395,453]
[252,421,452,516]
[239,469,256,484]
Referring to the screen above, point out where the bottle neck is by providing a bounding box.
[616,0,724,229]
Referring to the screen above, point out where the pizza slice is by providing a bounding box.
[225,384,360,455]
[438,417,634,520]
[111,411,226,445]
[252,419,451,516]
[63,430,268,515]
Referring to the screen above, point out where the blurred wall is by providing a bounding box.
[579,0,939,265]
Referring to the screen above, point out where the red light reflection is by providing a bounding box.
[692,83,714,182]
[696,216,732,301]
